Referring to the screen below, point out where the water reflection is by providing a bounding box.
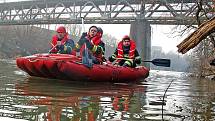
[15,77,147,121]
[2,59,215,120]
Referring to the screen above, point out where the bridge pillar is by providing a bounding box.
[130,20,151,68]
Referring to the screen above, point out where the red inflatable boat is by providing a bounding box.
[16,54,149,82]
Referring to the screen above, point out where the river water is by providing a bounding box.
[0,59,215,121]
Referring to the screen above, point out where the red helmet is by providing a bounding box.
[122,35,130,40]
[56,26,66,33]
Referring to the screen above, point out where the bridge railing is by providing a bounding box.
[0,0,213,25]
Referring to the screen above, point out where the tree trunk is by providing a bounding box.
[177,17,215,54]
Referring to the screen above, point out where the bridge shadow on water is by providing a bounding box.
[14,77,148,121]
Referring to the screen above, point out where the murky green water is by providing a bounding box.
[0,59,215,121]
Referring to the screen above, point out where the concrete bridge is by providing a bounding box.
[0,0,213,66]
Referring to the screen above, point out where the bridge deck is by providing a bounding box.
[0,0,213,25]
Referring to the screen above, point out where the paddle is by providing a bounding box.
[115,58,171,67]
[48,40,64,53]
[81,17,93,68]
[48,43,57,53]
[143,59,171,67]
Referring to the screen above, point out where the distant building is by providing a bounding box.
[151,46,163,58]
[152,46,162,52]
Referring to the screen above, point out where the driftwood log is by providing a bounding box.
[177,17,215,54]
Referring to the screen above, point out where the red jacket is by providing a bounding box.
[117,40,136,59]
[91,35,104,63]
[50,34,76,55]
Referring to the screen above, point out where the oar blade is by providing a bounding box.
[81,17,92,68]
[82,49,93,68]
[151,59,171,67]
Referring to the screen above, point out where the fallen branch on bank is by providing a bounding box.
[162,79,175,120]
[177,17,215,54]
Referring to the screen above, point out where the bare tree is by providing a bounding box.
[176,0,215,77]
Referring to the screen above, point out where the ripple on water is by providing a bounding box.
[1,60,215,121]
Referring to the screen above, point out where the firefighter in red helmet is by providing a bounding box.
[108,35,141,68]
[49,26,75,54]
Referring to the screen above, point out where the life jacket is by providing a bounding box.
[51,34,76,55]
[91,34,102,45]
[91,35,104,63]
[117,40,136,59]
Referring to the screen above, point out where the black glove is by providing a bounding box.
[56,45,64,51]
[77,32,88,46]
[135,58,141,64]
[108,56,115,62]
[78,37,87,46]
[80,32,87,39]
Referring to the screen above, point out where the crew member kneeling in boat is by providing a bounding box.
[108,35,141,68]
[49,26,75,54]
[74,26,106,64]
